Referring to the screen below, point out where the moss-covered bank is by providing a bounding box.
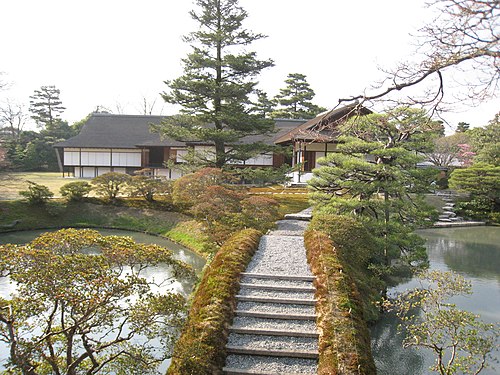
[305,214,379,375]
[0,200,207,254]
[167,229,261,375]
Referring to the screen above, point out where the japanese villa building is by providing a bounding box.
[54,104,368,182]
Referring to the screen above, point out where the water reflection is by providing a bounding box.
[371,226,500,375]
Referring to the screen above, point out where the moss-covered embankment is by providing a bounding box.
[0,200,207,254]
[305,214,380,375]
[167,229,261,375]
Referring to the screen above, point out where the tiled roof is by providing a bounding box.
[54,113,307,149]
[274,104,372,144]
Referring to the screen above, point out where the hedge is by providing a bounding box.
[305,214,378,375]
[167,228,261,375]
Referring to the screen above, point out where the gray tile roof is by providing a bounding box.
[53,113,184,149]
[54,113,307,149]
[274,104,372,144]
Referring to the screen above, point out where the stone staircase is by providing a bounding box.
[223,217,318,375]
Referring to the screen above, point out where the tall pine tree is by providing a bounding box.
[157,0,274,168]
[29,85,66,130]
[271,73,326,119]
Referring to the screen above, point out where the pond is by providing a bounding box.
[0,228,206,372]
[371,226,500,375]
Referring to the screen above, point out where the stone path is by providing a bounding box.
[223,214,318,375]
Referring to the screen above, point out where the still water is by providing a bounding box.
[0,228,206,371]
[371,226,500,375]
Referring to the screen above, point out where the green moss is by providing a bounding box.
[0,200,208,256]
[167,229,261,375]
[305,215,378,375]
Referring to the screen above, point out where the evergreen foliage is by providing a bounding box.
[19,180,54,204]
[59,181,92,201]
[309,108,440,281]
[270,73,326,119]
[91,172,132,201]
[449,163,500,222]
[29,85,66,130]
[158,0,275,168]
[468,112,499,165]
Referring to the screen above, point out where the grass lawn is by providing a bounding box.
[0,172,70,200]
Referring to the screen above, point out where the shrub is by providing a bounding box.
[127,175,172,202]
[234,165,292,186]
[91,172,132,201]
[449,163,500,222]
[240,195,280,232]
[18,181,54,205]
[167,229,261,375]
[190,185,280,245]
[172,168,232,209]
[60,181,92,201]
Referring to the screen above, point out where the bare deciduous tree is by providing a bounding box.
[0,100,28,141]
[339,0,499,116]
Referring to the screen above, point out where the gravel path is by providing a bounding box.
[223,213,318,374]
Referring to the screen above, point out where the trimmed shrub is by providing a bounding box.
[305,214,379,375]
[19,181,54,205]
[91,172,132,201]
[60,181,92,201]
[167,229,261,375]
[127,175,172,202]
[172,168,231,209]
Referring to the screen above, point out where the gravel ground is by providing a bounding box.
[231,314,317,333]
[238,288,314,300]
[225,354,318,374]
[269,219,310,236]
[236,301,315,315]
[227,333,318,351]
[240,276,313,287]
[245,236,313,276]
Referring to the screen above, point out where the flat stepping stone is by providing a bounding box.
[229,327,319,338]
[236,295,316,305]
[240,272,315,282]
[239,283,315,293]
[226,346,319,359]
[223,367,309,375]
[235,310,316,321]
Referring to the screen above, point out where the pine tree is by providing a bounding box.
[29,85,66,130]
[252,89,275,118]
[158,0,274,168]
[271,73,326,119]
[309,108,441,279]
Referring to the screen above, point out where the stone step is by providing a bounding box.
[226,345,319,359]
[227,333,318,352]
[240,272,316,282]
[240,277,313,288]
[232,316,317,332]
[223,368,310,375]
[239,283,315,293]
[236,301,315,315]
[229,327,319,338]
[224,354,318,374]
[235,310,316,321]
[236,295,316,305]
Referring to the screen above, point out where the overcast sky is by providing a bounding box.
[1,0,498,131]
